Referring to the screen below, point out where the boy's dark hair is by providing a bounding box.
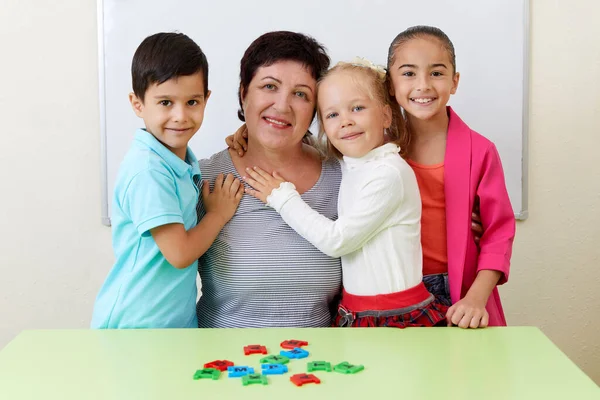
[132,32,209,101]
[387,25,456,73]
[237,31,330,121]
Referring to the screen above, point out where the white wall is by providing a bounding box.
[0,1,112,331]
[500,0,600,383]
[0,0,598,384]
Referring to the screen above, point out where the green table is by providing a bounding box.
[0,327,597,399]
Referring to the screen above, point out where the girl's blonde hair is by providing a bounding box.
[316,60,409,159]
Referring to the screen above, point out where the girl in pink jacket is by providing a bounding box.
[387,25,515,327]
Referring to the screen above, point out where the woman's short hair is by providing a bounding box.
[237,31,330,121]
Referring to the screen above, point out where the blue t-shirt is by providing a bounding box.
[91,129,201,328]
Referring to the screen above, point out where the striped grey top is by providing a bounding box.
[196,149,342,328]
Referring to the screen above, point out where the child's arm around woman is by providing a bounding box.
[242,154,412,259]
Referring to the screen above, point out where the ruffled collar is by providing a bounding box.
[342,143,400,169]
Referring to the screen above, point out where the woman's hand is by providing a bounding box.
[225,124,248,157]
[242,166,287,203]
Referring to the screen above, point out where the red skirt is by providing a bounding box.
[334,282,448,328]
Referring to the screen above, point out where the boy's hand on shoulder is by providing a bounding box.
[202,173,243,225]
[446,296,489,329]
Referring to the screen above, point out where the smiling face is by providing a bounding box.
[388,36,459,124]
[241,60,317,152]
[129,72,210,160]
[318,70,392,158]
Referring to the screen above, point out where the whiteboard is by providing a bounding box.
[98,0,529,225]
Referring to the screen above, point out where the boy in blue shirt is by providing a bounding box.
[92,32,242,329]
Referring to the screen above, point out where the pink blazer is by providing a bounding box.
[444,107,516,326]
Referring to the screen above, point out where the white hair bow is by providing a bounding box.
[349,57,387,79]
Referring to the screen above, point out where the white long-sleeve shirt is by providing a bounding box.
[267,143,423,296]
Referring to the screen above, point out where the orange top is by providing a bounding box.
[407,159,448,275]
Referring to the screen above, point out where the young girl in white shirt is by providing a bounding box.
[242,59,448,328]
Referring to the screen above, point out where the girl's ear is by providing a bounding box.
[382,104,393,129]
[451,72,460,95]
[129,93,144,118]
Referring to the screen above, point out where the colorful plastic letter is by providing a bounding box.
[290,373,321,386]
[307,361,332,372]
[280,339,309,349]
[260,355,290,364]
[203,360,234,371]
[227,366,254,378]
[244,345,268,355]
[334,361,364,374]
[193,368,221,380]
[261,363,288,375]
[242,373,268,386]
